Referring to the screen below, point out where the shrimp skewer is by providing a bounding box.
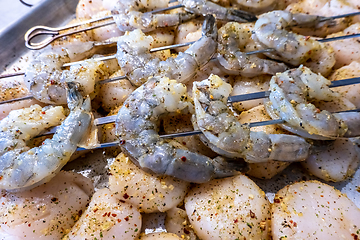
[193,74,310,163]
[115,76,246,183]
[265,66,360,139]
[254,10,339,76]
[25,0,257,50]
[116,14,217,86]
[217,22,289,77]
[1,38,197,105]
[0,82,93,191]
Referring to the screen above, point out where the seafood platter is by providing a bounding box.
[1,0,360,239]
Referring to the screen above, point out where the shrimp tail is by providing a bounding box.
[202,14,217,38]
[66,82,85,110]
[225,9,258,23]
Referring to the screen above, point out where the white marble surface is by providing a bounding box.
[0,0,42,33]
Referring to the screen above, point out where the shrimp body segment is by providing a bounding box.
[116,15,218,86]
[0,84,93,191]
[254,10,335,76]
[25,50,106,104]
[115,76,242,183]
[179,0,258,22]
[265,66,360,139]
[112,0,195,32]
[193,74,310,163]
[217,22,289,77]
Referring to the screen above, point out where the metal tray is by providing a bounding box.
[1,0,359,217]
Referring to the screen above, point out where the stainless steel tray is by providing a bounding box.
[1,0,359,213]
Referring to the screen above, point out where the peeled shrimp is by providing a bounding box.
[24,50,107,104]
[115,76,244,183]
[116,15,218,86]
[193,74,310,163]
[185,174,271,240]
[108,153,190,213]
[178,0,258,22]
[265,66,360,139]
[111,0,194,32]
[217,22,288,77]
[0,83,93,191]
[286,0,360,37]
[272,180,360,239]
[254,10,336,76]
[0,171,94,240]
[65,188,142,240]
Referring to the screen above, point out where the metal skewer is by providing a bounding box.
[75,108,360,151]
[24,4,185,50]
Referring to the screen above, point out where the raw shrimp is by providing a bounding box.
[115,76,245,183]
[286,0,360,37]
[272,181,360,239]
[116,15,218,87]
[185,174,271,240]
[254,10,336,76]
[108,153,190,213]
[193,74,310,163]
[25,49,107,104]
[217,22,288,77]
[178,0,258,22]
[111,0,195,32]
[265,66,360,139]
[65,188,142,240]
[0,83,93,191]
[0,171,94,240]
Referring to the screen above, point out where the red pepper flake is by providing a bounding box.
[0,176,3,181]
[123,193,129,199]
[234,219,239,223]
[293,222,297,227]
[294,192,297,194]
[94,209,98,213]
[305,36,311,41]
[197,216,201,221]
[183,228,190,234]
[107,212,111,217]
[120,200,125,203]
[112,214,117,217]
[119,140,126,145]
[181,156,187,162]
[117,219,121,223]
[351,233,358,240]
[320,195,324,197]
[103,212,108,217]
[1,202,4,205]
[250,210,256,219]
[50,80,55,85]
[274,198,281,203]
[41,111,46,114]
[28,223,31,227]
[124,216,129,221]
